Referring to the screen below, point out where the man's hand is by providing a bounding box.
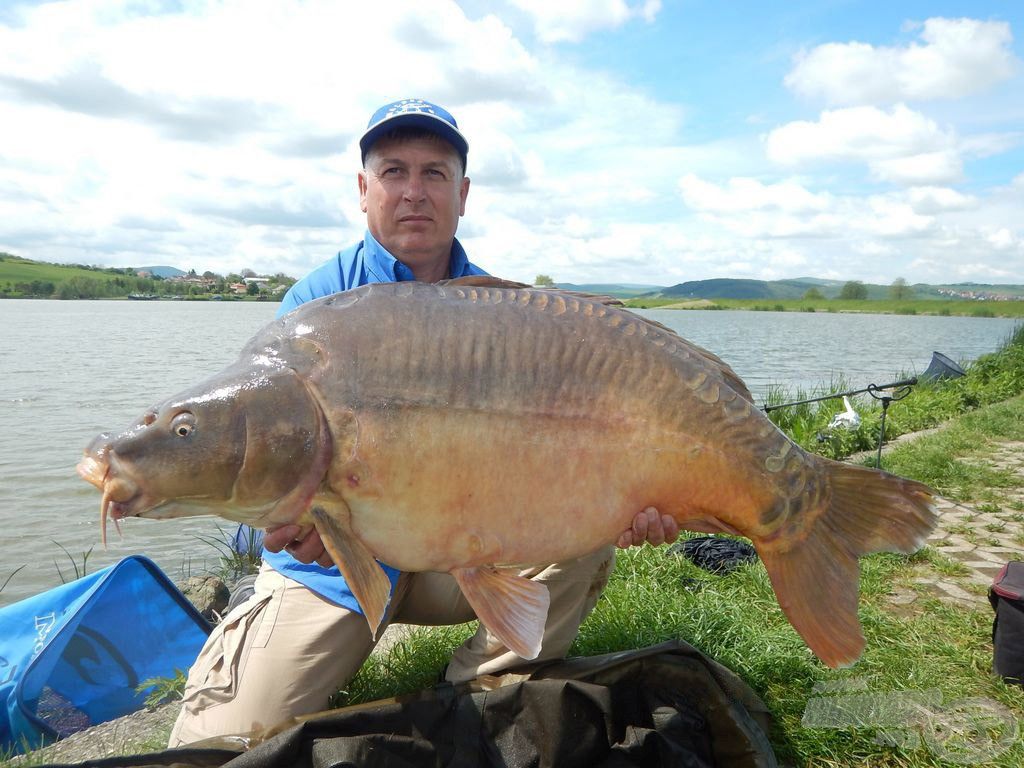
[263,524,335,568]
[616,507,679,550]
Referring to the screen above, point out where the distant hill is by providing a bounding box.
[661,278,802,300]
[556,283,666,298]
[136,265,185,278]
[659,278,1024,301]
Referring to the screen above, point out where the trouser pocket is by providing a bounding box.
[180,590,278,710]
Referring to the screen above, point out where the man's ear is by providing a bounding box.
[459,175,470,216]
[358,170,369,213]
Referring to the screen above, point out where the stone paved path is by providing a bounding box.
[888,440,1024,609]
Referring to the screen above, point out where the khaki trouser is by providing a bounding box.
[168,547,614,746]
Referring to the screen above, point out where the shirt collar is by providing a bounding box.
[362,230,469,283]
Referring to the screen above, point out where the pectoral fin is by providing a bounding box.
[310,505,391,639]
[451,566,551,660]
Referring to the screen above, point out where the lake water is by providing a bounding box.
[1,299,1019,606]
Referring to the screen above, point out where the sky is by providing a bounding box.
[1,0,1022,287]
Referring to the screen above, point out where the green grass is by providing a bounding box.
[191,525,263,583]
[881,395,1024,501]
[137,669,187,710]
[0,253,125,284]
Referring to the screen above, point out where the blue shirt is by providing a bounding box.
[263,230,488,613]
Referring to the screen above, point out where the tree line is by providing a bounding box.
[803,278,912,301]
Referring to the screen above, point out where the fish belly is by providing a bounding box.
[334,405,766,573]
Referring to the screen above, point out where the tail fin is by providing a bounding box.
[759,460,936,668]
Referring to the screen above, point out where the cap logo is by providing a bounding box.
[384,99,439,119]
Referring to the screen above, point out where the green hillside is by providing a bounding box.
[0,252,128,285]
[0,253,292,300]
[661,278,800,299]
[556,282,664,298]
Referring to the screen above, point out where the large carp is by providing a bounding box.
[78,277,936,667]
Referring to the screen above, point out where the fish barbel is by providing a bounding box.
[77,277,936,666]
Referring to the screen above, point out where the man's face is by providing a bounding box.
[359,136,470,277]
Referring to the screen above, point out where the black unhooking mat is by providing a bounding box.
[38,640,777,768]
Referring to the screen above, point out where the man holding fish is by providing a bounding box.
[167,99,679,745]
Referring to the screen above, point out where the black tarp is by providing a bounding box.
[39,640,777,768]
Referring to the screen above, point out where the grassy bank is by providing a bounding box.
[0,254,129,298]
[628,295,1024,318]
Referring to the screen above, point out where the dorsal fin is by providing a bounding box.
[439,276,752,402]
[440,275,531,290]
[440,276,623,306]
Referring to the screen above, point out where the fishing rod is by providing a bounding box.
[762,352,964,412]
[760,351,965,468]
[762,377,917,412]
[763,378,918,469]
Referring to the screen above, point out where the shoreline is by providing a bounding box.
[2,293,1023,319]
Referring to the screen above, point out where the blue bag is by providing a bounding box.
[0,556,210,754]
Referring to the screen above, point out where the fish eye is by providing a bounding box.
[171,412,196,438]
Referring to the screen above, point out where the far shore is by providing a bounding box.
[3,291,1024,319]
[625,296,1024,319]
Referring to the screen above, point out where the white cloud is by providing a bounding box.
[869,151,963,185]
[673,171,1024,283]
[678,175,941,239]
[987,228,1016,250]
[678,175,831,213]
[509,0,660,43]
[851,241,899,257]
[910,256,1020,282]
[765,105,952,164]
[765,104,962,185]
[785,17,1018,106]
[905,186,978,214]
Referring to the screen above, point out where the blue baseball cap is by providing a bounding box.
[359,98,469,168]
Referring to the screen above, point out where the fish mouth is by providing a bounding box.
[76,454,108,488]
[76,454,149,545]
